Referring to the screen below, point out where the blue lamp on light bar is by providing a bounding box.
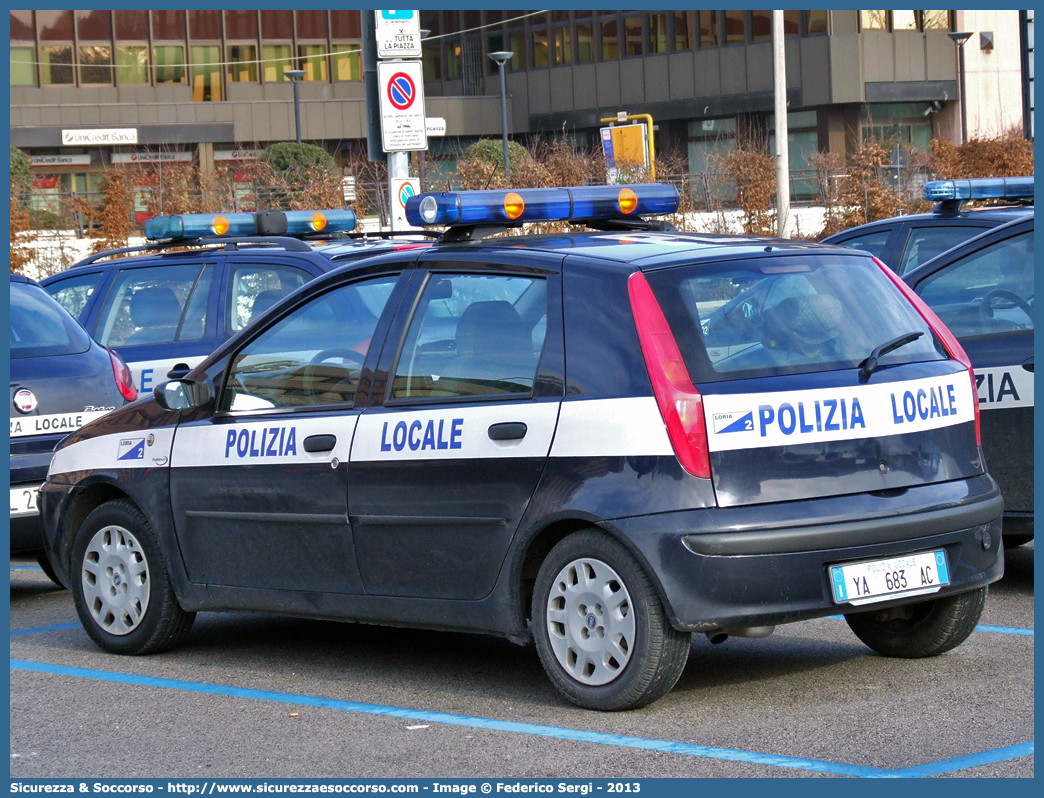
[144,213,256,240]
[923,176,1034,203]
[404,184,680,227]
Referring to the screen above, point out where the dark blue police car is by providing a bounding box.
[39,185,1002,710]
[822,176,1032,275]
[40,209,430,398]
[10,274,134,582]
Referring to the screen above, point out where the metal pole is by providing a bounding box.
[387,151,409,231]
[498,62,511,183]
[958,43,968,143]
[772,10,790,238]
[293,80,302,144]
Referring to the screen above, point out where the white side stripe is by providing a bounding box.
[549,397,673,458]
[127,356,207,398]
[974,366,1034,410]
[171,416,356,467]
[49,426,177,476]
[10,410,112,439]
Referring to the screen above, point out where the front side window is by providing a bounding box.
[391,273,547,401]
[227,264,311,333]
[95,264,214,348]
[916,232,1035,339]
[646,255,944,383]
[222,275,400,411]
[43,272,103,322]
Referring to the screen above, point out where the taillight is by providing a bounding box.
[627,271,711,479]
[871,257,981,446]
[108,349,138,402]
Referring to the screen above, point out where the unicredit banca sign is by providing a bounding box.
[62,128,138,146]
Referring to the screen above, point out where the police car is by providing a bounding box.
[40,209,431,398]
[822,176,1033,275]
[10,274,134,583]
[39,184,1002,710]
[903,196,1034,546]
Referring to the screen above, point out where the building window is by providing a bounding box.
[227,45,258,83]
[332,45,361,81]
[601,16,619,60]
[624,15,643,56]
[11,48,36,86]
[725,10,746,44]
[577,22,594,63]
[860,11,888,31]
[508,32,525,70]
[422,43,442,81]
[805,11,828,35]
[76,10,111,41]
[116,46,150,85]
[699,11,719,47]
[190,45,221,100]
[446,39,463,80]
[154,45,185,84]
[189,10,221,40]
[553,26,573,66]
[674,11,693,51]
[262,44,292,82]
[38,10,74,41]
[649,13,668,54]
[295,10,328,40]
[688,117,737,181]
[151,10,185,40]
[487,31,505,75]
[41,47,75,85]
[261,10,292,40]
[115,10,148,40]
[11,10,34,41]
[298,45,329,81]
[785,11,800,35]
[892,11,918,31]
[532,26,549,68]
[922,11,950,30]
[752,11,772,41]
[224,10,257,40]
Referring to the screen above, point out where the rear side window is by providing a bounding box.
[10,282,91,359]
[831,228,891,260]
[645,254,945,383]
[898,225,986,275]
[228,264,311,332]
[43,271,103,323]
[390,273,547,400]
[95,264,214,348]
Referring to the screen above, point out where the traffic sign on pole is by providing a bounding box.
[375,10,422,59]
[377,61,427,152]
[390,177,422,230]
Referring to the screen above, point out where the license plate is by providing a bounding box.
[10,484,42,518]
[830,550,950,606]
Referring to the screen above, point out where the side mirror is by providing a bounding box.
[154,379,214,412]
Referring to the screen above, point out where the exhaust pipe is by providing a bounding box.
[705,631,728,645]
[705,625,775,644]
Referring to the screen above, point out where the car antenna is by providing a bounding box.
[484,159,500,190]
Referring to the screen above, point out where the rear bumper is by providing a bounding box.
[611,475,1004,632]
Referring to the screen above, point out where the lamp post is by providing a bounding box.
[285,69,306,144]
[948,31,972,143]
[488,51,514,183]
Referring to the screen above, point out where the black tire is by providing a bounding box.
[1003,533,1033,548]
[532,529,691,710]
[34,550,65,589]
[70,499,195,655]
[844,586,987,658]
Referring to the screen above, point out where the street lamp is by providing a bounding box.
[285,69,306,144]
[948,31,972,143]
[488,51,514,183]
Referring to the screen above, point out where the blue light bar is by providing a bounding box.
[282,209,357,235]
[923,176,1034,203]
[144,212,256,241]
[404,184,680,227]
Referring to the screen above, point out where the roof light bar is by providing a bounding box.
[145,209,357,241]
[404,184,680,227]
[282,209,357,236]
[923,176,1034,203]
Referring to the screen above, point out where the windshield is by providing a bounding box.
[644,254,946,384]
[10,282,92,359]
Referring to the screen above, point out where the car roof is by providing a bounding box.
[9,273,36,285]
[823,204,1032,240]
[902,214,1034,284]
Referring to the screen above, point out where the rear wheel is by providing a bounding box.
[844,586,987,658]
[71,499,195,655]
[532,529,690,710]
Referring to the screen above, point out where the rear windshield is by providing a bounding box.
[10,282,93,359]
[645,254,946,384]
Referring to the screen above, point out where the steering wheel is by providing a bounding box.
[309,348,365,368]
[978,289,1034,327]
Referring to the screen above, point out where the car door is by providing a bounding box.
[911,224,1034,516]
[348,256,565,600]
[90,258,223,396]
[167,267,411,593]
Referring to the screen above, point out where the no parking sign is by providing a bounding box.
[377,61,427,152]
[390,177,422,230]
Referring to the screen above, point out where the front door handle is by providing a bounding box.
[488,422,528,441]
[1023,357,1033,373]
[303,434,337,453]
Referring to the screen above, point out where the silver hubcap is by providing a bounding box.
[81,525,150,636]
[545,557,635,686]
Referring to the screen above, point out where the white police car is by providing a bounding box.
[39,185,1002,710]
[41,209,431,398]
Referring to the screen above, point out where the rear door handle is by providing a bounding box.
[303,434,337,453]
[488,422,528,441]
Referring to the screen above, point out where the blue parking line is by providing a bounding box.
[10,564,43,570]
[10,623,81,636]
[9,658,1033,777]
[825,615,1033,636]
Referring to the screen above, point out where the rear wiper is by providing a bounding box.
[859,331,924,381]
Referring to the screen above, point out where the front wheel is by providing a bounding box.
[844,586,987,658]
[532,529,691,710]
[71,499,195,655]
